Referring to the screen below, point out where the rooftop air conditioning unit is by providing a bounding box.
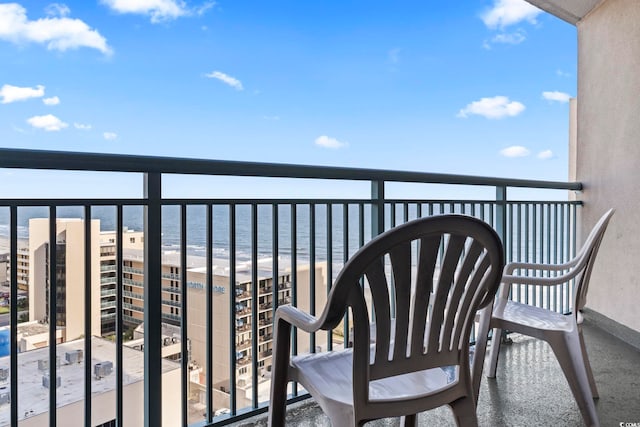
[0,389,10,405]
[65,349,83,364]
[38,357,61,371]
[42,374,61,389]
[94,361,113,379]
[0,368,9,382]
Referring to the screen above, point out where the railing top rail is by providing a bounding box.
[0,148,582,191]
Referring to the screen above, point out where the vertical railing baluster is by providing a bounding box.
[206,204,213,422]
[559,203,564,312]
[516,203,522,302]
[495,185,507,251]
[326,204,333,351]
[390,202,396,229]
[83,205,92,427]
[271,203,280,396]
[545,204,551,310]
[251,204,259,408]
[272,203,279,321]
[229,204,237,414]
[290,204,298,396]
[524,203,530,305]
[309,204,316,354]
[571,203,578,312]
[143,173,163,427]
[180,204,188,426]
[343,203,349,348]
[116,205,124,425]
[359,203,365,249]
[49,205,57,427]
[9,205,18,426]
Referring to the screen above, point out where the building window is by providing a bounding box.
[130,237,136,243]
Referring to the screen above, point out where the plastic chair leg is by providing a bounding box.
[450,396,478,427]
[268,320,292,427]
[548,333,600,427]
[579,329,599,399]
[487,327,503,378]
[400,414,417,427]
[472,307,492,403]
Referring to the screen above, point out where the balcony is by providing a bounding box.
[234,321,640,426]
[1,147,635,427]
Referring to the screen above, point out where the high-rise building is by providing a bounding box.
[16,217,329,415]
[28,219,102,341]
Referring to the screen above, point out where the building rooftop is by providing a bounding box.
[120,246,290,283]
[0,337,180,424]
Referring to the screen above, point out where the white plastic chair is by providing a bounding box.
[485,209,614,427]
[268,215,504,426]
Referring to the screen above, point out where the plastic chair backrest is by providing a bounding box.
[320,215,503,409]
[574,209,614,313]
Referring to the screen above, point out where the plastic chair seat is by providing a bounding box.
[292,348,452,407]
[493,300,575,334]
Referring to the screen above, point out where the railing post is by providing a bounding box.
[371,180,385,237]
[144,173,162,427]
[495,185,512,344]
[495,185,507,246]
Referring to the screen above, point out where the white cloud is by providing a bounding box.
[26,114,68,131]
[262,115,280,121]
[491,30,526,45]
[45,3,71,18]
[542,91,571,103]
[74,122,92,130]
[556,69,571,78]
[481,0,542,29]
[43,95,60,105]
[101,0,190,23]
[500,146,530,158]
[103,132,118,140]
[538,149,553,159]
[0,3,111,54]
[205,71,244,90]
[315,135,347,149]
[0,84,44,103]
[457,96,525,119]
[195,1,216,16]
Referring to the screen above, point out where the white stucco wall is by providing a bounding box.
[577,0,640,332]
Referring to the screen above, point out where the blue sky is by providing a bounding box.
[0,0,577,198]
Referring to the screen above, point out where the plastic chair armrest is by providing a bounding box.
[502,271,577,287]
[504,258,578,275]
[274,305,322,334]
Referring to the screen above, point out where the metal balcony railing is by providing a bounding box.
[0,148,581,427]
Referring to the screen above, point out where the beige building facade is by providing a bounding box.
[28,219,102,341]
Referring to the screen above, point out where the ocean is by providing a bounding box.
[0,204,369,263]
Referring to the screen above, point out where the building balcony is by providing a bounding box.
[5,148,636,427]
[235,321,640,427]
